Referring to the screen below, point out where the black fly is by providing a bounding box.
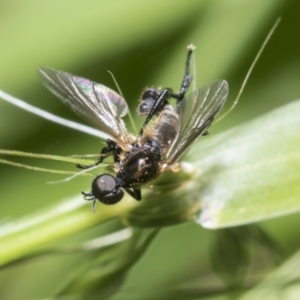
[39,45,229,210]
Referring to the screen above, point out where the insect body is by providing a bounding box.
[39,45,229,210]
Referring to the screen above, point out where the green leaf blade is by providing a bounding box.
[190,100,300,228]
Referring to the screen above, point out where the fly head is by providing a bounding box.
[90,174,124,205]
[137,87,166,116]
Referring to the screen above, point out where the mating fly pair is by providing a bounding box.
[39,45,229,210]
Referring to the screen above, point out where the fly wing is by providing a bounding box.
[38,67,129,143]
[165,80,229,165]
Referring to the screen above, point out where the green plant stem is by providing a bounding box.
[0,196,137,266]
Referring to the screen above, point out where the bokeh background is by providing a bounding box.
[0,1,300,299]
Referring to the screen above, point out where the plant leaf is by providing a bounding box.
[192,99,300,228]
[126,100,300,229]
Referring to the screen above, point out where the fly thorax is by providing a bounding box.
[116,145,161,187]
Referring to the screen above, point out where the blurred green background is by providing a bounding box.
[0,1,300,299]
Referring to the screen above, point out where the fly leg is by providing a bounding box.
[171,44,195,102]
[124,186,141,201]
[138,45,195,137]
[76,139,121,169]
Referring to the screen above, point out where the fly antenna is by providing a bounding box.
[216,17,281,123]
[107,70,138,134]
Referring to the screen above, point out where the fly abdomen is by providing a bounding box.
[151,105,179,152]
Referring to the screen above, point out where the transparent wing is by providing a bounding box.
[38,67,129,142]
[166,80,229,165]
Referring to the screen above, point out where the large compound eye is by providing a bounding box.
[137,100,155,116]
[137,88,160,116]
[91,174,124,205]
